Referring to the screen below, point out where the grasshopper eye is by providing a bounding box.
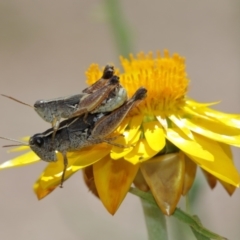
[35,137,44,147]
[34,100,45,108]
[30,136,44,147]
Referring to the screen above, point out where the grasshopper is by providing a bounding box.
[2,65,127,135]
[1,87,147,187]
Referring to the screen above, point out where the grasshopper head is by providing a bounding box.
[29,134,57,162]
[34,100,53,123]
[103,65,114,79]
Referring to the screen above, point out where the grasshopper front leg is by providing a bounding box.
[51,117,61,141]
[60,152,68,188]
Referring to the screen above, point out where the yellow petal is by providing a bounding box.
[93,156,139,215]
[193,106,240,129]
[182,154,197,196]
[142,121,165,152]
[218,142,233,159]
[8,146,30,152]
[182,117,240,147]
[187,133,240,187]
[0,151,40,169]
[184,102,240,129]
[33,175,57,200]
[39,145,110,189]
[126,129,142,144]
[169,115,193,139]
[126,114,143,141]
[110,115,143,159]
[6,136,31,152]
[201,169,217,189]
[37,153,71,189]
[183,106,213,121]
[140,153,185,215]
[71,144,111,169]
[124,139,158,164]
[20,136,30,141]
[216,143,236,195]
[186,99,220,107]
[156,115,168,130]
[166,128,214,161]
[110,131,141,159]
[110,144,134,160]
[123,143,142,164]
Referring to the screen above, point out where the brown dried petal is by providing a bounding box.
[201,168,217,189]
[82,165,99,198]
[219,180,236,196]
[182,154,197,196]
[133,170,150,192]
[140,152,185,215]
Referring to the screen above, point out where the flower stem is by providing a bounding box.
[104,0,133,57]
[141,198,168,240]
[131,187,227,240]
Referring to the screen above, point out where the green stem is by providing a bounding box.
[141,198,168,240]
[130,187,227,240]
[104,0,133,57]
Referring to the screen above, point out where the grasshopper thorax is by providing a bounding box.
[29,134,57,162]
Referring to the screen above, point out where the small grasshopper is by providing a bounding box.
[1,87,147,187]
[2,65,127,135]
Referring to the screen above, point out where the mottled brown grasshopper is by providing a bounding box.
[1,87,147,187]
[2,65,127,135]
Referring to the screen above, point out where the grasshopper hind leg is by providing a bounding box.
[60,152,68,188]
[89,134,134,149]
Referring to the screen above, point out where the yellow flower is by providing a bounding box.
[1,50,240,216]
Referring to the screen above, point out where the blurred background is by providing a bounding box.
[0,0,240,239]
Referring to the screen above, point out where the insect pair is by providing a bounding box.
[1,66,147,187]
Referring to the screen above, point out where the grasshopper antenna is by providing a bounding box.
[3,144,26,147]
[0,136,29,147]
[1,94,34,108]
